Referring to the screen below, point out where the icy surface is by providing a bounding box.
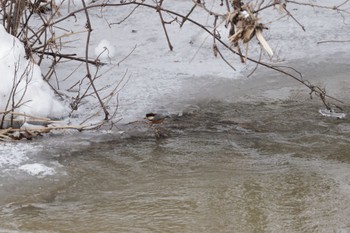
[18,163,56,177]
[0,144,30,168]
[0,143,48,177]
[319,109,346,119]
[51,0,349,123]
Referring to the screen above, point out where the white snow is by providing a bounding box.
[0,143,51,178]
[18,163,56,177]
[319,109,346,119]
[0,143,30,168]
[95,39,116,60]
[0,24,66,120]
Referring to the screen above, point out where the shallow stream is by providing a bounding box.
[1,98,350,233]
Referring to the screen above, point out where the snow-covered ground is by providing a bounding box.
[0,0,350,177]
[51,0,350,123]
[1,0,349,122]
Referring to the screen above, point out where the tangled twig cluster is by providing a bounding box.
[226,2,273,62]
[0,0,127,136]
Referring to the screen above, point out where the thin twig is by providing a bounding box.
[213,45,236,71]
[180,3,197,28]
[81,0,109,120]
[109,4,140,26]
[35,51,103,66]
[281,4,305,31]
[317,39,350,44]
[156,0,173,51]
[247,47,262,78]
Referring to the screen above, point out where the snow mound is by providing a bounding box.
[94,39,116,60]
[0,24,66,120]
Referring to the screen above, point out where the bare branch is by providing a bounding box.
[156,0,173,51]
[80,0,109,120]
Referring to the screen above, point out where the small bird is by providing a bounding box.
[144,113,168,124]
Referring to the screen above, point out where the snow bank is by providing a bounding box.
[0,25,66,120]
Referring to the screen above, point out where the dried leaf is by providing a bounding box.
[255,29,274,56]
[228,28,243,44]
[242,25,255,43]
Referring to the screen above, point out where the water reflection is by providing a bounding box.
[1,100,350,233]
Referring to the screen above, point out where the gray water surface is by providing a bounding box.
[1,99,350,233]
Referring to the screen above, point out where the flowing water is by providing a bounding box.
[1,98,350,233]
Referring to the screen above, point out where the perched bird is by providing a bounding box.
[144,113,168,124]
